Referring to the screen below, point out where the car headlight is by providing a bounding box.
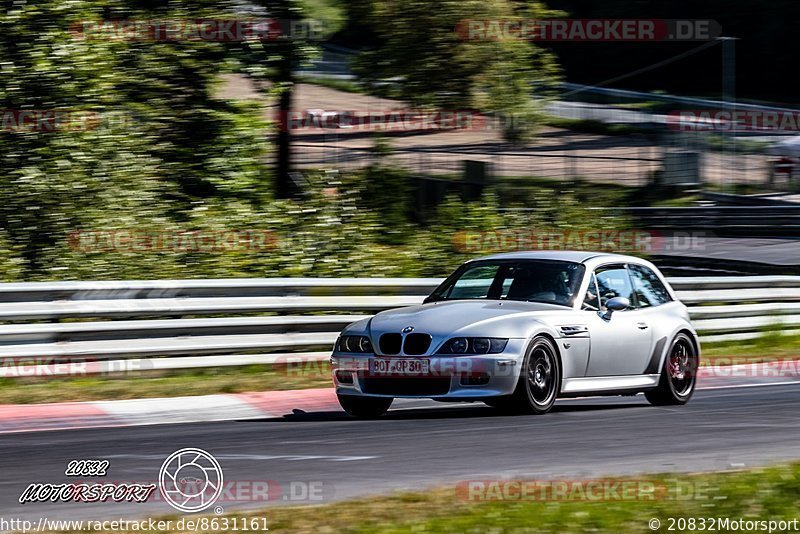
[472,338,491,354]
[450,337,468,353]
[338,335,373,353]
[437,337,508,355]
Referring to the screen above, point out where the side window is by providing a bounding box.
[595,265,635,309]
[629,264,672,308]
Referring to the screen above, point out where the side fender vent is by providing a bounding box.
[558,324,589,337]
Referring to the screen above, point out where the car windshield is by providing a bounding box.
[427,260,585,307]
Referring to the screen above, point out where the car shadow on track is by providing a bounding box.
[248,400,650,423]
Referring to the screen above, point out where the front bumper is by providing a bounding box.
[331,339,527,398]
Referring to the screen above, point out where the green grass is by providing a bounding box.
[613,101,667,112]
[541,116,653,136]
[702,330,800,364]
[648,194,701,207]
[493,175,701,210]
[702,134,772,155]
[495,175,637,208]
[705,181,779,196]
[46,462,800,533]
[0,362,332,404]
[299,76,364,94]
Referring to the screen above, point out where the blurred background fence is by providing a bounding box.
[290,79,796,190]
[292,133,776,189]
[294,143,663,186]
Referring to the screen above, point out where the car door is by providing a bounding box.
[582,264,653,376]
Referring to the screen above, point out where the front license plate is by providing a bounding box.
[371,358,430,376]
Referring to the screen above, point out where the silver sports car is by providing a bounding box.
[331,251,700,418]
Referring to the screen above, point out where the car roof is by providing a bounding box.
[473,250,633,263]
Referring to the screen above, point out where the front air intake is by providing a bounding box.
[379,333,402,354]
[403,333,432,355]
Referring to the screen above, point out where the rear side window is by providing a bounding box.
[628,264,672,308]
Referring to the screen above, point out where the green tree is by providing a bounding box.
[351,0,562,143]
[242,0,315,199]
[0,0,272,277]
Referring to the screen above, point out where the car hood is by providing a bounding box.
[367,299,571,338]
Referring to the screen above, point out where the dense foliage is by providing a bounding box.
[0,0,283,280]
[0,0,636,281]
[350,0,562,142]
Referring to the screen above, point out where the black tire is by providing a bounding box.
[337,394,393,418]
[645,333,698,406]
[485,336,561,415]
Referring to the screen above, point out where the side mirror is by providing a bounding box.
[607,297,630,311]
[601,296,630,319]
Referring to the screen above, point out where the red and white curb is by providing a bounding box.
[0,388,340,434]
[0,360,798,434]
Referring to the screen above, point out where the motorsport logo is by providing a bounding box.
[159,448,224,513]
[18,448,225,513]
[19,460,156,504]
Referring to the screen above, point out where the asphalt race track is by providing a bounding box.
[2,384,799,521]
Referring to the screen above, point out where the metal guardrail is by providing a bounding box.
[0,276,798,377]
[560,82,800,114]
[594,206,800,233]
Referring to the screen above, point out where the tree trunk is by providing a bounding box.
[275,60,296,199]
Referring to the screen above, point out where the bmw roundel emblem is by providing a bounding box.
[402,326,414,333]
